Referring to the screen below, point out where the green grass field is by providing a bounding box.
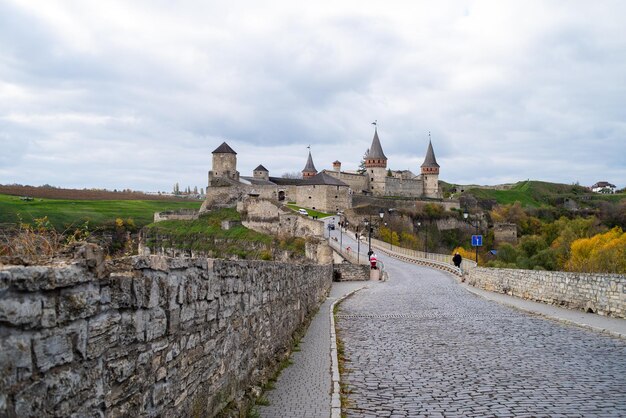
[465,180,602,207]
[285,204,333,218]
[0,194,202,230]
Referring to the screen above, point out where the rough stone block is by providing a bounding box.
[152,381,170,405]
[119,310,147,345]
[0,292,43,327]
[180,303,196,323]
[167,307,181,333]
[146,307,167,341]
[0,334,32,387]
[108,357,136,383]
[110,272,133,308]
[33,333,74,372]
[52,265,91,289]
[166,273,181,307]
[4,266,50,291]
[87,311,121,359]
[148,279,160,308]
[131,256,151,270]
[58,283,100,323]
[133,277,148,308]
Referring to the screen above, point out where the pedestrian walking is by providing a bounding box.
[453,252,462,268]
[370,253,377,269]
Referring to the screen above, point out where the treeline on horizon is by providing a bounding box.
[0,184,191,201]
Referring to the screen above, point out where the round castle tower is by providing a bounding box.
[209,142,240,184]
[420,139,440,198]
[365,127,388,195]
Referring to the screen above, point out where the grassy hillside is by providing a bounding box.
[143,208,305,260]
[0,194,202,230]
[464,180,599,207]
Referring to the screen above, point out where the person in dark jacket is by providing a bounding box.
[453,252,462,268]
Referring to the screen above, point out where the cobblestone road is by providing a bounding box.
[337,256,626,417]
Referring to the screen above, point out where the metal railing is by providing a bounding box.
[369,237,477,273]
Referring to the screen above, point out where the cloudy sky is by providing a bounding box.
[1,1,625,192]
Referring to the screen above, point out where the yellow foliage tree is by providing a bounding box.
[566,227,626,273]
[379,226,399,247]
[452,246,483,266]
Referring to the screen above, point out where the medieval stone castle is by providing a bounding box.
[200,128,441,214]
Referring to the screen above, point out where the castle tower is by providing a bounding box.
[332,160,341,172]
[253,164,269,181]
[302,149,318,179]
[364,127,388,195]
[209,142,240,184]
[420,138,440,198]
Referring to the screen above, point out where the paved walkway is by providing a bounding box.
[337,252,626,417]
[258,281,367,418]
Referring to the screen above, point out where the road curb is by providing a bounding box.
[329,284,369,418]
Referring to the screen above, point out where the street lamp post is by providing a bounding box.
[463,210,480,263]
[388,208,396,251]
[364,209,385,258]
[415,220,422,252]
[355,229,361,264]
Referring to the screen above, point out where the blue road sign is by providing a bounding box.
[471,235,483,247]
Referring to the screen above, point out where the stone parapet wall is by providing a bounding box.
[333,264,370,281]
[154,209,199,223]
[0,253,332,417]
[466,267,626,318]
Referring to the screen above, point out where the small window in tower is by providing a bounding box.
[309,196,311,199]
[335,195,338,198]
[371,186,374,190]
[371,178,374,181]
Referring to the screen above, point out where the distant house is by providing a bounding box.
[591,181,616,194]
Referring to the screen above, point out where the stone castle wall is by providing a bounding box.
[324,170,368,193]
[0,253,332,417]
[237,198,325,238]
[384,177,424,197]
[202,184,280,211]
[466,267,626,318]
[154,209,199,223]
[494,222,518,245]
[296,184,351,213]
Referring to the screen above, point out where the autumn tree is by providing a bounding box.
[566,227,626,274]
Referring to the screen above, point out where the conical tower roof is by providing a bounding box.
[421,140,439,168]
[253,164,268,172]
[212,142,237,154]
[367,128,387,160]
[302,150,317,174]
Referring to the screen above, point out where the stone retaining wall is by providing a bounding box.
[153,209,199,223]
[0,251,332,417]
[466,267,626,318]
[333,264,370,282]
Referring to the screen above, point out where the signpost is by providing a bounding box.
[471,234,482,264]
[471,235,483,247]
